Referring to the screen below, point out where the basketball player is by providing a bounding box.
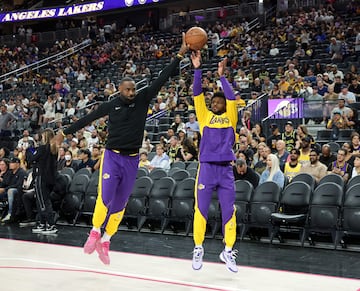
[190,51,238,273]
[55,34,188,265]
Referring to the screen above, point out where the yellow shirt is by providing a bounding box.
[299,150,310,165]
[284,162,302,181]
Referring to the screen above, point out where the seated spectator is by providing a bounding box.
[167,136,181,164]
[77,149,96,172]
[19,171,36,227]
[326,110,346,140]
[327,148,352,183]
[171,114,186,134]
[298,136,311,165]
[254,145,270,175]
[342,142,355,167]
[284,148,302,182]
[56,146,66,171]
[148,144,170,172]
[176,137,198,162]
[68,137,79,159]
[63,150,78,172]
[267,123,282,154]
[92,145,102,171]
[275,140,289,171]
[351,156,360,178]
[0,157,27,222]
[338,85,356,105]
[233,158,259,188]
[185,113,199,139]
[319,144,337,168]
[259,153,285,189]
[138,151,150,168]
[300,149,327,184]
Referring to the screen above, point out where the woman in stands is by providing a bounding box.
[63,150,79,172]
[29,128,58,235]
[259,153,285,189]
[351,156,360,178]
[342,142,355,167]
[295,124,314,149]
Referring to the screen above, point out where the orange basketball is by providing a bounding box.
[185,27,208,51]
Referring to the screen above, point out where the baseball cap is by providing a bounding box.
[71,138,78,143]
[333,109,341,115]
[285,121,293,126]
[234,91,241,96]
[9,157,20,163]
[341,84,348,89]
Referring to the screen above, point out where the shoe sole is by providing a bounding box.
[192,263,202,270]
[219,252,238,273]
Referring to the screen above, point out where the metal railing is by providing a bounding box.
[0,39,92,84]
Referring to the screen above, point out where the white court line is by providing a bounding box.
[0,257,243,291]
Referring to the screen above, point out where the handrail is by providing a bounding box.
[0,39,92,84]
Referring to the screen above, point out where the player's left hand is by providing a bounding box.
[178,32,189,56]
[218,57,227,76]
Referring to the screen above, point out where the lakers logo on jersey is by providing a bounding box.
[198,183,205,190]
[209,115,230,125]
[103,173,110,179]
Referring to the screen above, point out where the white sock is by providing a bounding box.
[92,227,101,233]
[225,246,232,252]
[101,232,112,243]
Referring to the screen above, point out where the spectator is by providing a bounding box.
[319,144,337,168]
[267,123,282,153]
[167,136,180,164]
[185,113,199,138]
[138,151,150,168]
[78,148,96,172]
[0,157,27,222]
[275,139,289,171]
[338,85,356,105]
[63,150,78,172]
[284,148,302,182]
[281,121,297,152]
[0,104,17,137]
[326,110,346,140]
[327,148,352,183]
[233,158,259,188]
[300,149,327,183]
[259,153,285,189]
[351,156,360,178]
[254,145,270,175]
[171,114,186,133]
[148,144,170,172]
[176,137,198,162]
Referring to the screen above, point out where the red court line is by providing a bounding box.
[1,237,360,282]
[0,266,232,291]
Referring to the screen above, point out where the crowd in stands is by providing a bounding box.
[0,2,359,234]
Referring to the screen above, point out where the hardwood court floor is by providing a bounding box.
[0,225,360,291]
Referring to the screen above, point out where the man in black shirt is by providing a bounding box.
[233,158,259,188]
[56,34,188,265]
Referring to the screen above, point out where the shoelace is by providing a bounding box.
[193,248,203,261]
[226,249,238,263]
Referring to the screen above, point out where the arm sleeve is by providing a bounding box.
[145,57,181,103]
[63,102,111,135]
[220,76,238,132]
[193,69,208,134]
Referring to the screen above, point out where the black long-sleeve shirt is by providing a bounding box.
[63,57,181,153]
[29,144,57,186]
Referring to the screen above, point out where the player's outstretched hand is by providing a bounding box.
[178,32,189,56]
[217,57,227,77]
[190,50,201,69]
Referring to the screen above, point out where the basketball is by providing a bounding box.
[185,27,208,50]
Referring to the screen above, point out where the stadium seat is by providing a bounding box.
[234,180,253,236]
[125,176,153,230]
[138,177,176,231]
[291,173,316,191]
[303,182,343,248]
[241,181,282,240]
[162,177,195,235]
[270,181,312,244]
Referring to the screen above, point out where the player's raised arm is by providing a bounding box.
[218,58,236,101]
